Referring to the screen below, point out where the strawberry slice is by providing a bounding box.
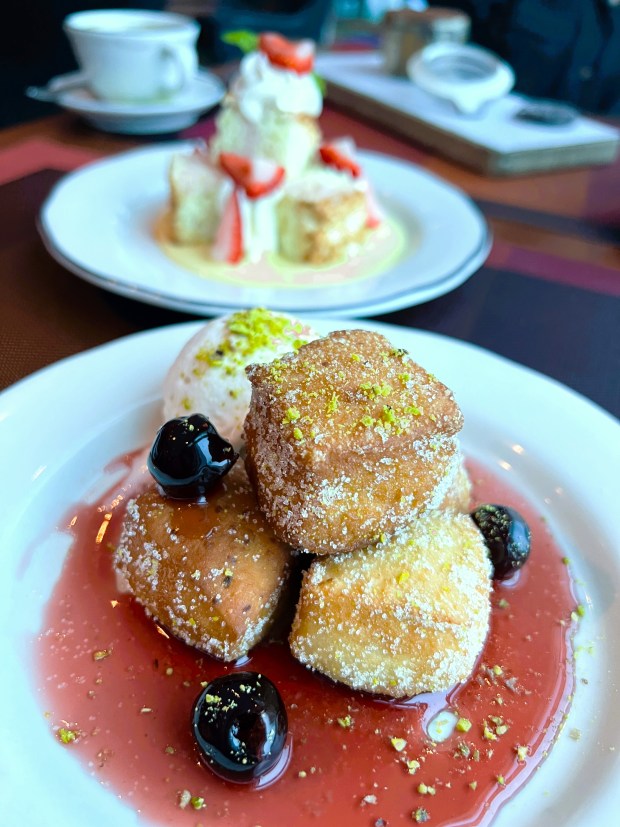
[319,138,362,178]
[258,32,314,74]
[219,153,285,199]
[211,188,243,264]
[365,185,383,228]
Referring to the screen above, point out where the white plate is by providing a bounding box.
[30,70,225,134]
[0,320,618,826]
[38,143,490,318]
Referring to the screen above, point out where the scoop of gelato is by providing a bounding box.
[162,308,317,448]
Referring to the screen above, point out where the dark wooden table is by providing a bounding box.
[0,104,618,419]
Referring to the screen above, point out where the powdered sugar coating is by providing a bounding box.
[290,511,492,698]
[114,463,292,662]
[244,329,465,554]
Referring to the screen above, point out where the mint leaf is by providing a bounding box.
[221,30,260,54]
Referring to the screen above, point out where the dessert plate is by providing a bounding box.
[26,70,225,134]
[0,320,619,826]
[38,142,491,317]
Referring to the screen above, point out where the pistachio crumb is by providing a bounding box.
[456,718,472,733]
[515,745,528,762]
[412,807,430,823]
[390,736,407,752]
[337,715,353,729]
[57,727,78,744]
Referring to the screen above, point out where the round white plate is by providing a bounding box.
[38,144,491,318]
[0,320,618,826]
[30,70,225,134]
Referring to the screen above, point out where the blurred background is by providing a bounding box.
[2,0,619,128]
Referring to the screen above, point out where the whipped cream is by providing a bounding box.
[231,52,323,123]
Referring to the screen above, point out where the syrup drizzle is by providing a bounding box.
[34,456,577,826]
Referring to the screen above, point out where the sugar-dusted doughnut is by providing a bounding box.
[114,462,292,662]
[244,329,464,554]
[289,512,492,698]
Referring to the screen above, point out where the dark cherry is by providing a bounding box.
[147,414,238,499]
[471,504,531,579]
[191,671,288,783]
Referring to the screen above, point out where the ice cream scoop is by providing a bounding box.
[162,308,317,448]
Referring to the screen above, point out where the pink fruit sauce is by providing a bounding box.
[34,456,577,827]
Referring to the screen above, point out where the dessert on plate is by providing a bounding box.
[37,310,582,827]
[167,34,382,265]
[115,310,493,700]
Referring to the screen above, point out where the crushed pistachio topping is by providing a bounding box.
[496,775,505,786]
[351,353,361,362]
[337,715,353,728]
[469,781,478,791]
[359,382,392,399]
[390,736,407,752]
[298,770,307,778]
[456,717,472,733]
[92,649,111,661]
[483,724,497,741]
[191,796,206,810]
[498,598,509,609]
[284,407,301,423]
[417,783,436,796]
[397,571,410,585]
[224,568,234,578]
[515,745,529,762]
[569,728,581,741]
[193,308,312,376]
[406,759,421,774]
[492,664,503,676]
[412,807,430,822]
[57,727,78,744]
[326,392,339,414]
[293,427,304,441]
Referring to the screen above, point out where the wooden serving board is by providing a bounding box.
[315,51,620,176]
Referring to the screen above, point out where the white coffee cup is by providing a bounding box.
[64,9,200,103]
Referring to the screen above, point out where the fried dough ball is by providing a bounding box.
[114,463,292,662]
[289,512,492,698]
[440,449,472,513]
[244,329,464,554]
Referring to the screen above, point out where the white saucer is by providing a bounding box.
[31,70,225,134]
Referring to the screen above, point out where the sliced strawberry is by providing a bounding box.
[365,185,383,228]
[211,188,243,264]
[219,152,285,199]
[258,32,314,74]
[319,138,362,178]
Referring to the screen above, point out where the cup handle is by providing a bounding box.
[159,45,195,96]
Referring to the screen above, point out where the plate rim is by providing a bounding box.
[49,68,226,118]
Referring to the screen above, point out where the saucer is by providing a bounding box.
[30,70,225,134]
